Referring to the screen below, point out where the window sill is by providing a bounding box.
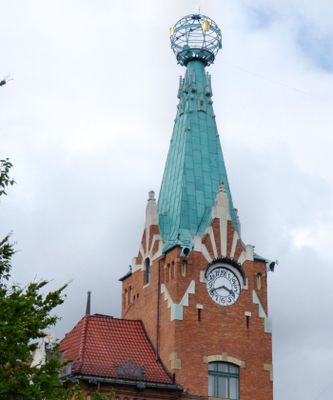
[209,397,236,400]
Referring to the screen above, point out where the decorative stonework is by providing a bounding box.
[252,290,272,334]
[170,352,181,369]
[230,231,239,258]
[133,192,163,271]
[264,363,273,381]
[203,354,245,368]
[192,187,255,270]
[206,226,218,258]
[161,281,195,321]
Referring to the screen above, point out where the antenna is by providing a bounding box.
[85,291,91,315]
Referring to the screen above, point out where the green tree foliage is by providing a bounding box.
[0,159,113,399]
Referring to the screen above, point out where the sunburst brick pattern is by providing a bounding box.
[193,183,254,270]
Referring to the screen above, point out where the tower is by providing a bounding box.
[120,14,273,400]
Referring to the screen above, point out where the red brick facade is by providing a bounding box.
[121,192,273,400]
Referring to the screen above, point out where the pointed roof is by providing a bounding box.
[158,59,238,251]
[60,314,175,385]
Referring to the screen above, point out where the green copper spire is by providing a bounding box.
[158,14,238,252]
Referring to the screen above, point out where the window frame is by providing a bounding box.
[144,258,151,285]
[208,362,240,400]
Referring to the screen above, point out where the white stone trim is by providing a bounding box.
[170,352,181,369]
[252,290,272,334]
[207,226,218,259]
[193,235,202,251]
[145,227,150,258]
[203,354,245,368]
[134,263,143,272]
[150,234,160,253]
[264,363,273,381]
[245,244,254,261]
[151,247,162,261]
[238,251,246,265]
[201,244,213,263]
[161,283,173,308]
[161,281,196,320]
[139,244,145,260]
[230,231,239,258]
[220,218,227,257]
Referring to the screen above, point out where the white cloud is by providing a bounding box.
[1,1,332,399]
[291,220,333,253]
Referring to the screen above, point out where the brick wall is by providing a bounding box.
[121,220,273,400]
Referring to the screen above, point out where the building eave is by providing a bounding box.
[118,271,132,281]
[64,373,183,392]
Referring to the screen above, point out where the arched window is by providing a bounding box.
[144,258,150,285]
[208,362,239,399]
[181,260,187,277]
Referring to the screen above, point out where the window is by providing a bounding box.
[208,362,239,399]
[165,264,170,283]
[144,258,150,285]
[256,272,262,290]
[181,261,187,277]
[128,286,132,304]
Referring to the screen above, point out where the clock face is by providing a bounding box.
[206,266,241,306]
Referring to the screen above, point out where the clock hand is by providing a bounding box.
[221,285,236,297]
[223,286,235,297]
[211,285,224,292]
[212,285,235,297]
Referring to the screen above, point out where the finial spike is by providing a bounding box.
[85,291,91,315]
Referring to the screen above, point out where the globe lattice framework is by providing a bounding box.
[170,14,222,66]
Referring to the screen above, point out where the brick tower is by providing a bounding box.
[120,14,273,400]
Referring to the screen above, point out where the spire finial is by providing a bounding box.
[170,14,222,66]
[85,291,91,316]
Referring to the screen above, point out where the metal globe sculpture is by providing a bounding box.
[170,14,222,66]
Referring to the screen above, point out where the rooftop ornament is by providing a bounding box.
[169,14,222,66]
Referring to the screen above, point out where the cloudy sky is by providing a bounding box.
[1,1,333,399]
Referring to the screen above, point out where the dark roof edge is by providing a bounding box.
[253,252,269,262]
[66,374,183,391]
[118,271,132,281]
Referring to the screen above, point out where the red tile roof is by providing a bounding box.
[60,315,173,385]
